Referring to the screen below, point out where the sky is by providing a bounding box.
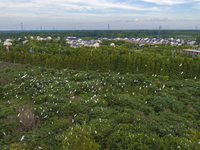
[0,0,200,30]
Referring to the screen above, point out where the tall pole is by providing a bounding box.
[108,24,109,30]
[21,23,23,31]
[59,48,60,55]
[158,26,162,38]
[196,26,198,38]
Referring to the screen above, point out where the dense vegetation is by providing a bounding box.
[0,37,199,80]
[1,30,200,40]
[0,63,200,149]
[0,31,200,149]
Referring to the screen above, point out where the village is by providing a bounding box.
[0,36,196,49]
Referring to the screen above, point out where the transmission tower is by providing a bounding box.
[21,23,23,31]
[158,26,162,38]
[108,24,109,30]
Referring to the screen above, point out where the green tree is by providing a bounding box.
[196,35,200,44]
[58,125,100,150]
[182,57,188,78]
[187,59,194,78]
[107,124,161,150]
[24,52,32,64]
[57,57,63,70]
[45,58,50,68]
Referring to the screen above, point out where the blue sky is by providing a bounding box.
[0,0,200,30]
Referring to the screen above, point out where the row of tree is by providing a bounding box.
[0,50,199,79]
[1,30,199,40]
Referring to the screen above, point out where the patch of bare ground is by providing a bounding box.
[17,104,41,132]
[0,61,24,68]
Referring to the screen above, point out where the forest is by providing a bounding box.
[1,30,200,40]
[0,31,200,149]
[0,36,199,80]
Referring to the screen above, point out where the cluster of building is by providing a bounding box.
[66,37,100,48]
[63,37,196,48]
[1,35,200,57]
[0,36,197,49]
[99,37,196,46]
[36,36,61,41]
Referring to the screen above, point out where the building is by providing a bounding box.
[5,39,12,42]
[110,43,115,47]
[23,40,28,45]
[3,41,12,46]
[3,41,12,52]
[182,49,200,57]
[47,36,52,40]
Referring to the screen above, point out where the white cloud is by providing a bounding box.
[0,0,160,22]
[109,18,197,23]
[1,0,200,30]
[0,0,157,11]
[192,1,200,8]
[140,0,189,5]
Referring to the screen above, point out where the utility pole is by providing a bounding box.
[172,50,175,57]
[59,45,61,55]
[158,26,162,38]
[196,26,198,38]
[21,23,23,31]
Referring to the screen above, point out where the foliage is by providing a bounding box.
[0,36,200,149]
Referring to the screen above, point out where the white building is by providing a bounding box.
[110,43,115,47]
[4,41,12,52]
[47,36,52,40]
[183,49,200,57]
[5,39,12,42]
[4,41,12,46]
[93,43,100,48]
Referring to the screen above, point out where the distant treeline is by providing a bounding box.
[0,30,200,40]
[0,49,199,79]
